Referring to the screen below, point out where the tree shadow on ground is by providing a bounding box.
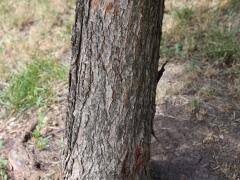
[150,159,226,180]
[150,61,240,180]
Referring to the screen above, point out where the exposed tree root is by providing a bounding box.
[8,119,43,179]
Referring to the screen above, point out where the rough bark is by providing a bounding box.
[63,0,164,179]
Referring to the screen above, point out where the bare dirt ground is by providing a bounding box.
[0,90,67,179]
[151,62,240,180]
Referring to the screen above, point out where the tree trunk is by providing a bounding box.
[63,0,164,179]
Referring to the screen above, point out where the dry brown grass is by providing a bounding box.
[0,0,75,82]
[156,0,240,179]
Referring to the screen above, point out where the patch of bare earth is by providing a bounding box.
[150,62,240,180]
[0,83,67,179]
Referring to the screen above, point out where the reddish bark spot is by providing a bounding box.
[121,151,129,176]
[124,91,129,105]
[104,0,120,16]
[105,2,114,15]
[111,87,116,102]
[133,145,144,174]
[114,0,120,16]
[135,145,142,161]
[91,0,100,10]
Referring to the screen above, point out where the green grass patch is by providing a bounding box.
[0,158,8,180]
[35,137,49,150]
[160,0,240,99]
[202,30,240,64]
[173,6,194,23]
[32,112,49,150]
[0,140,7,180]
[190,97,201,113]
[0,0,74,87]
[224,0,240,12]
[162,1,240,67]
[0,58,67,111]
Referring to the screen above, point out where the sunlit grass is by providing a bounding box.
[0,158,8,180]
[0,0,74,82]
[162,0,240,59]
[161,0,240,98]
[0,0,75,113]
[0,58,68,111]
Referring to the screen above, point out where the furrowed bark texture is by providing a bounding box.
[63,0,164,179]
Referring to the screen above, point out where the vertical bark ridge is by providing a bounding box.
[64,0,87,172]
